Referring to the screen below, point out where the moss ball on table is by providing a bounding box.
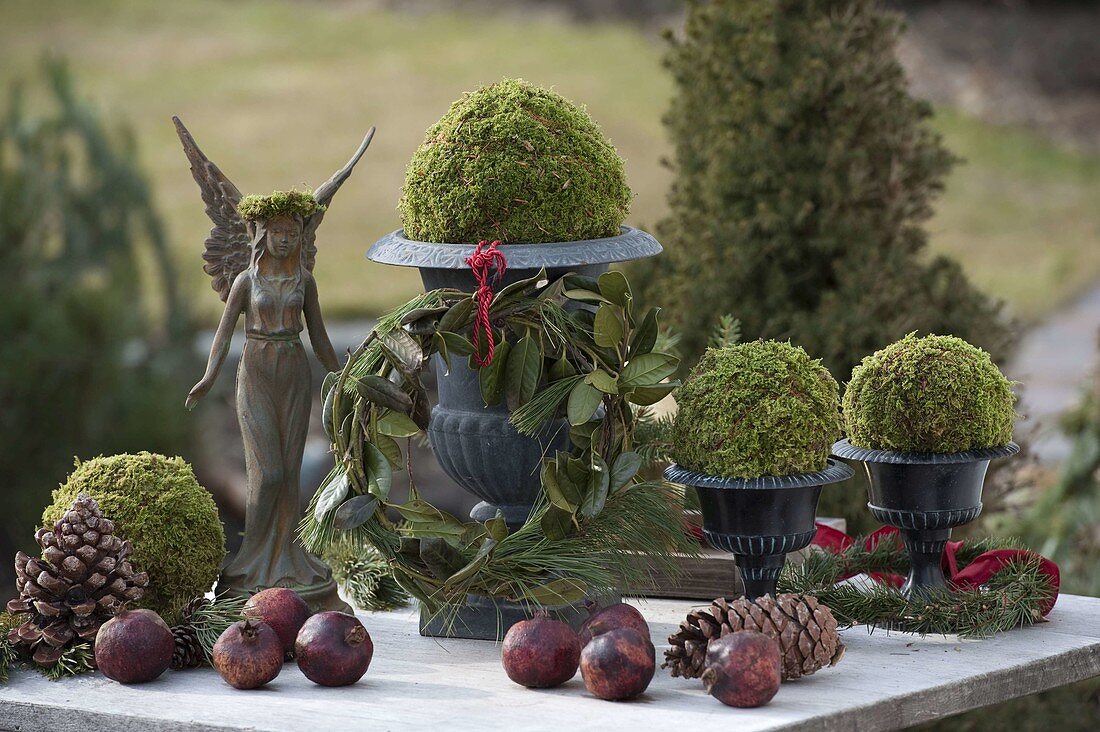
[399,78,632,244]
[842,332,1016,453]
[670,341,843,479]
[43,452,226,625]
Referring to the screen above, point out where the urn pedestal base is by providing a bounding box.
[216,576,353,615]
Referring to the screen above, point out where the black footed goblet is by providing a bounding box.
[832,438,1019,600]
[665,460,854,600]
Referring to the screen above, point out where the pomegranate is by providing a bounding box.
[579,627,655,701]
[702,630,782,708]
[578,600,649,646]
[501,612,581,688]
[94,608,174,684]
[212,619,283,690]
[244,587,311,655]
[295,611,372,687]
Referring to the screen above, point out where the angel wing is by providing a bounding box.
[301,127,376,272]
[173,116,252,302]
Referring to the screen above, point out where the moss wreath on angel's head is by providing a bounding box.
[843,332,1016,453]
[670,340,843,479]
[43,452,225,625]
[399,78,632,244]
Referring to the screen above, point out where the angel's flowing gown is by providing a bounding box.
[217,268,337,599]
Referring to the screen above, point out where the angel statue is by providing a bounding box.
[175,116,374,613]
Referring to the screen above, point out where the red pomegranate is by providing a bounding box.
[212,619,284,690]
[501,612,581,688]
[295,611,373,687]
[578,600,650,646]
[94,608,174,684]
[579,627,655,701]
[702,630,782,708]
[244,587,311,655]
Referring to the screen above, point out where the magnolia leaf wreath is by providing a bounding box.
[780,526,1061,637]
[298,269,692,619]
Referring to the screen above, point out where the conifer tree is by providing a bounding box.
[635,0,1010,380]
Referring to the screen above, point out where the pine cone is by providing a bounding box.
[169,596,211,669]
[5,494,148,666]
[664,593,845,681]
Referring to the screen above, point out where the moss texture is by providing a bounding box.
[238,189,322,221]
[843,333,1016,453]
[671,341,843,479]
[43,453,225,624]
[399,78,632,244]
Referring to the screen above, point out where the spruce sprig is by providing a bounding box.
[779,534,1052,637]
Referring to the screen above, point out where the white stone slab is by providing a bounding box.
[2,594,1099,732]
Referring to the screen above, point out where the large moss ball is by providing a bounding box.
[44,453,225,624]
[843,333,1016,453]
[671,341,843,479]
[399,78,632,244]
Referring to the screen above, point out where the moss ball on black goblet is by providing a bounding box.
[667,341,848,600]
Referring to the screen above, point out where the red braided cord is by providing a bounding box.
[465,240,506,367]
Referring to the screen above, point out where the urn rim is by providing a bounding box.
[831,438,1020,465]
[366,226,662,270]
[664,458,854,490]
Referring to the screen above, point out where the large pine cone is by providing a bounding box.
[664,593,845,681]
[6,494,148,666]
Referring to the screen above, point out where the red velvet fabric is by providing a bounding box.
[810,522,1060,616]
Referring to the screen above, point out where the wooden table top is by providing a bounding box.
[2,593,1099,732]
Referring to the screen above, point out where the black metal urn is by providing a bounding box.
[367,226,661,638]
[832,438,1020,599]
[664,460,854,600]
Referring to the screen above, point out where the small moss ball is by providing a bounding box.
[399,78,632,244]
[843,333,1016,453]
[671,341,843,479]
[44,453,225,624]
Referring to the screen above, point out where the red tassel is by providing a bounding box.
[465,240,506,367]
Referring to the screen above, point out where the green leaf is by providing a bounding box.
[437,296,473,333]
[490,269,548,310]
[443,541,494,589]
[568,422,598,450]
[433,332,451,372]
[365,442,393,500]
[440,331,475,357]
[322,380,336,441]
[609,451,643,491]
[354,374,413,412]
[525,578,588,606]
[585,368,619,395]
[505,333,542,410]
[394,499,445,523]
[597,270,630,307]
[485,515,509,543]
[548,355,577,381]
[542,460,582,511]
[313,470,350,523]
[620,352,679,387]
[626,382,678,406]
[563,288,610,304]
[332,495,379,530]
[419,537,467,580]
[379,329,424,375]
[629,307,660,358]
[540,505,575,540]
[580,454,610,518]
[400,305,448,335]
[562,273,601,292]
[378,411,420,438]
[375,433,404,469]
[593,304,624,348]
[478,339,511,406]
[566,381,603,426]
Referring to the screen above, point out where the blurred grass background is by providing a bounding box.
[2,0,1099,322]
